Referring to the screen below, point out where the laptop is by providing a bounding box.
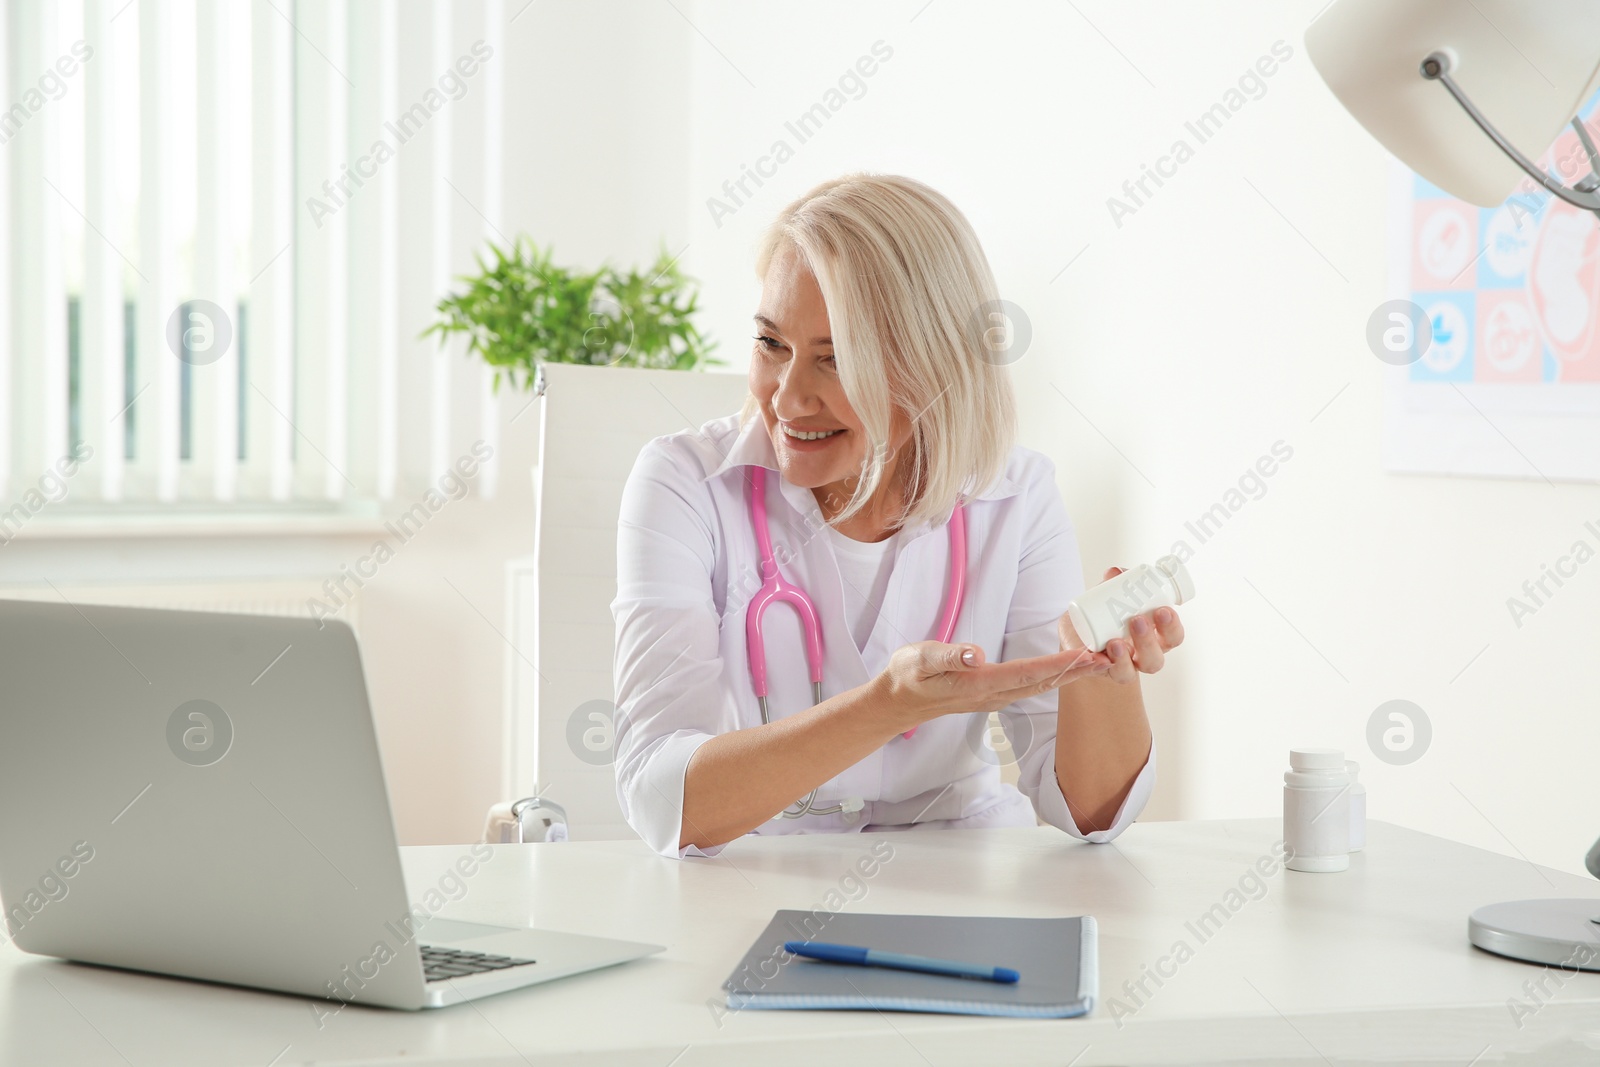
[0,599,662,1010]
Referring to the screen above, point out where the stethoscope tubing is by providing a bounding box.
[743,463,968,818]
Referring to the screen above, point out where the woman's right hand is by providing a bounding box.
[876,640,1115,731]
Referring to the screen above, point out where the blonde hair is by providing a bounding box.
[742,173,1017,531]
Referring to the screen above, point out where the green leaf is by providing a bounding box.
[423,235,719,384]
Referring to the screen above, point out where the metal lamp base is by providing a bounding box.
[1468,899,1600,970]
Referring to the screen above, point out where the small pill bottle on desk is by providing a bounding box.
[1345,758,1365,852]
[1283,748,1350,872]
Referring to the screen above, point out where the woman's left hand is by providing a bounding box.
[1057,567,1185,684]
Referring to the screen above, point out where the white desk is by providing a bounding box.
[4,819,1600,1065]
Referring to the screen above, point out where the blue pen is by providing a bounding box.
[783,940,1020,984]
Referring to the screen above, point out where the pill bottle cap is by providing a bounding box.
[1344,759,1360,782]
[1155,555,1195,604]
[1290,747,1344,770]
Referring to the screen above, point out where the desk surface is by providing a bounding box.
[4,818,1600,1066]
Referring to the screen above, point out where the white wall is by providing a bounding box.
[675,0,1600,878]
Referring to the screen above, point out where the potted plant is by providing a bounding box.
[425,238,722,395]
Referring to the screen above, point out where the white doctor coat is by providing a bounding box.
[610,412,1156,859]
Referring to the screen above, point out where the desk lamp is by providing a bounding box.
[1306,0,1600,969]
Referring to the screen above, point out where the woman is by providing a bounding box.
[611,173,1182,859]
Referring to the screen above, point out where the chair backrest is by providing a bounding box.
[520,363,750,840]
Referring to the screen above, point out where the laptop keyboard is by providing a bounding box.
[420,944,538,983]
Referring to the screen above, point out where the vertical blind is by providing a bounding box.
[1,0,506,510]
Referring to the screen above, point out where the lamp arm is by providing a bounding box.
[1568,114,1600,192]
[1421,51,1600,212]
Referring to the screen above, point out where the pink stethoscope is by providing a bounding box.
[744,464,968,818]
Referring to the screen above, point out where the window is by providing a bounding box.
[1,0,507,519]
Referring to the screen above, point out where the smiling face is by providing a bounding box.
[749,243,912,537]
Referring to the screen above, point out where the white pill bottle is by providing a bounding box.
[1345,758,1366,852]
[1067,556,1195,652]
[1283,748,1351,872]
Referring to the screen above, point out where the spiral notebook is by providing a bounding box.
[722,910,1097,1019]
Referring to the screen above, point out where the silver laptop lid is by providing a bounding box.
[0,600,426,1008]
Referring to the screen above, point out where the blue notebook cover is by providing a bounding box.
[722,910,1097,1019]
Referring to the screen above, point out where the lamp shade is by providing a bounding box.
[1306,0,1600,206]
